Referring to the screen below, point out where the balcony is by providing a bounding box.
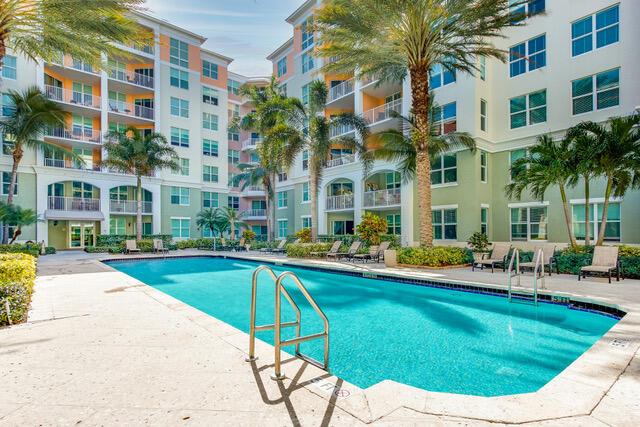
[362,99,402,126]
[326,194,354,211]
[44,85,101,110]
[108,100,154,122]
[48,196,100,211]
[363,188,401,209]
[330,123,355,139]
[45,127,102,145]
[242,186,266,197]
[109,200,153,215]
[242,209,267,220]
[326,154,356,168]
[70,60,99,75]
[241,137,262,151]
[328,78,354,103]
[43,158,101,172]
[108,67,154,89]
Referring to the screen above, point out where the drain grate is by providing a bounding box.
[610,338,630,349]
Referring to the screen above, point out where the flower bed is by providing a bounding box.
[0,253,37,326]
[397,246,473,268]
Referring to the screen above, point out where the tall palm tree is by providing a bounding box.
[196,208,219,238]
[506,135,578,248]
[216,206,247,240]
[100,127,179,241]
[0,0,148,70]
[571,115,640,246]
[317,0,522,245]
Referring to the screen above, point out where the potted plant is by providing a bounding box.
[468,232,490,265]
[242,229,256,251]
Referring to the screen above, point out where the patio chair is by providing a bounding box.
[124,240,141,254]
[579,246,623,283]
[263,239,286,254]
[153,239,169,254]
[472,242,511,273]
[352,245,379,263]
[520,244,557,276]
[333,241,362,262]
[352,241,391,263]
[311,240,341,258]
[237,238,246,251]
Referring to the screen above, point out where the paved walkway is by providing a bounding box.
[0,250,638,426]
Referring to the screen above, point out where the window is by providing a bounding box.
[170,68,189,89]
[302,216,312,229]
[203,139,218,157]
[277,57,287,77]
[302,182,310,202]
[433,208,457,240]
[202,192,219,208]
[202,60,218,79]
[109,218,126,235]
[572,68,619,115]
[277,191,288,208]
[202,86,219,105]
[228,149,239,164]
[511,205,548,240]
[510,89,546,128]
[302,53,314,73]
[301,16,314,50]
[480,99,487,132]
[479,56,486,80]
[170,97,189,118]
[170,187,190,206]
[1,93,15,116]
[281,83,287,96]
[1,55,16,79]
[203,165,218,183]
[170,38,189,68]
[510,149,527,180]
[71,181,92,199]
[431,154,457,186]
[481,207,489,235]
[332,220,354,235]
[432,102,457,134]
[509,34,546,77]
[385,172,401,189]
[228,131,239,142]
[509,0,545,19]
[301,84,310,105]
[253,225,268,238]
[302,150,309,170]
[278,219,288,239]
[387,214,401,235]
[278,172,288,182]
[170,127,189,147]
[572,202,620,242]
[429,63,456,89]
[480,151,488,183]
[202,113,218,131]
[171,218,190,239]
[228,195,239,209]
[2,133,15,155]
[572,5,619,57]
[228,172,239,188]
[227,79,240,96]
[1,172,17,195]
[178,158,189,176]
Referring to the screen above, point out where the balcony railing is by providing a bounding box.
[330,123,355,138]
[108,100,154,120]
[109,199,153,214]
[363,188,401,208]
[326,154,356,168]
[109,67,154,89]
[47,196,100,211]
[242,209,267,219]
[43,158,101,171]
[362,99,402,125]
[326,194,354,211]
[360,75,379,87]
[241,137,262,151]
[45,127,102,144]
[71,60,99,75]
[328,78,354,102]
[243,186,265,195]
[44,85,101,109]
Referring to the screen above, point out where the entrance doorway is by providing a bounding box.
[69,222,95,248]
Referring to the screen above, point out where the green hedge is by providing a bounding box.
[316,234,401,248]
[0,253,37,326]
[84,246,121,254]
[397,246,473,267]
[286,243,332,258]
[553,247,640,278]
[0,244,40,257]
[96,234,172,247]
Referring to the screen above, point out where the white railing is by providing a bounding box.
[44,85,101,109]
[241,137,262,150]
[363,188,401,208]
[360,75,379,87]
[362,99,402,125]
[330,123,355,138]
[109,67,154,89]
[71,60,99,75]
[45,127,102,144]
[109,199,153,214]
[43,158,101,171]
[326,154,356,168]
[47,196,100,211]
[328,78,354,102]
[108,99,154,120]
[242,209,267,218]
[326,194,354,211]
[243,186,265,195]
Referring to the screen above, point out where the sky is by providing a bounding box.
[144,0,303,77]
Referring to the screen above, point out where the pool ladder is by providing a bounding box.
[507,248,545,306]
[246,266,330,381]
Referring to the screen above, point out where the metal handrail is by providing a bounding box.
[507,249,520,302]
[532,248,545,304]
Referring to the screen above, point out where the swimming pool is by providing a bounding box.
[108,256,619,397]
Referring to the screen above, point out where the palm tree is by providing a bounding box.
[5,205,38,244]
[100,127,179,241]
[232,160,277,241]
[317,0,522,245]
[0,0,147,70]
[196,208,219,238]
[216,207,247,240]
[571,115,640,246]
[506,135,578,248]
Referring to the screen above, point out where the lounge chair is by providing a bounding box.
[333,241,362,262]
[353,245,379,263]
[472,242,511,273]
[236,238,246,252]
[520,244,557,276]
[353,241,391,263]
[263,239,286,254]
[153,239,169,254]
[311,240,341,258]
[579,246,623,283]
[124,240,141,254]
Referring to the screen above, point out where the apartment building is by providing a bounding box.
[267,0,640,245]
[0,12,268,249]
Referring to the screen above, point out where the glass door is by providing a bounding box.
[83,225,95,247]
[69,222,95,249]
[70,224,82,248]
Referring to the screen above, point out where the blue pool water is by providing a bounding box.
[108,257,618,396]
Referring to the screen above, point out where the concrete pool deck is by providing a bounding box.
[0,250,638,426]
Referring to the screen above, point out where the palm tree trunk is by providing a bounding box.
[271,172,277,240]
[310,164,319,242]
[559,184,577,247]
[3,148,22,243]
[136,175,143,241]
[9,227,20,244]
[583,175,591,246]
[409,66,433,246]
[596,177,613,246]
[230,219,235,240]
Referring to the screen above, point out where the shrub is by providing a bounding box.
[316,234,400,248]
[397,246,473,267]
[467,232,489,252]
[44,246,56,255]
[84,246,120,254]
[553,246,640,279]
[96,234,172,247]
[0,244,39,257]
[176,238,215,249]
[286,243,332,258]
[0,253,37,326]
[242,229,256,242]
[356,213,388,245]
[295,228,312,243]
